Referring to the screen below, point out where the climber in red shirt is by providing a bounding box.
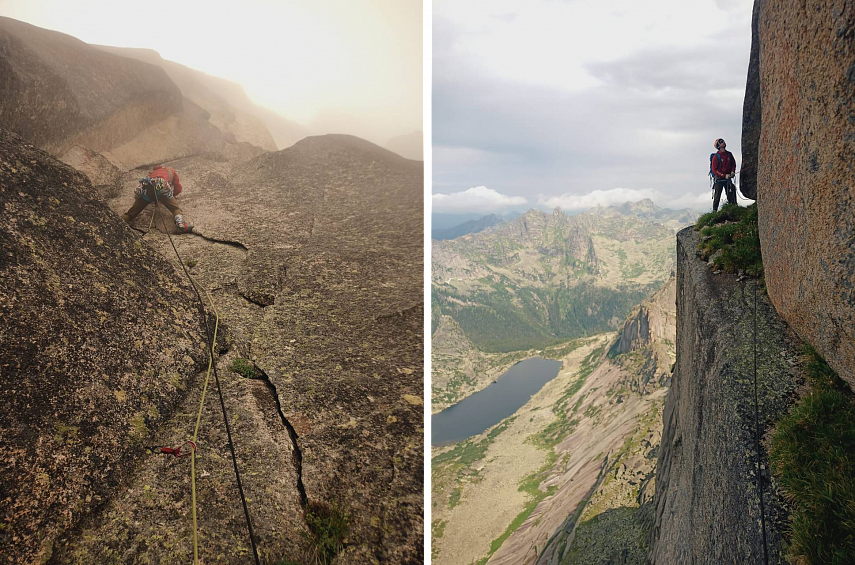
[121,165,193,233]
[711,138,737,211]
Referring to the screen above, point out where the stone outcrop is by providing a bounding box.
[58,144,123,198]
[739,0,761,201]
[609,274,676,357]
[95,46,295,152]
[0,128,207,564]
[0,17,286,185]
[0,17,183,155]
[0,18,423,560]
[650,228,805,563]
[743,0,855,389]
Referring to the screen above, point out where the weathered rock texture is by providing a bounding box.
[0,18,422,563]
[744,0,855,389]
[0,17,182,155]
[98,45,290,151]
[0,128,207,564]
[45,135,424,564]
[0,18,288,182]
[650,228,805,563]
[609,274,676,357]
[739,0,761,201]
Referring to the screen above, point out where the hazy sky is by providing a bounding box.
[0,0,422,145]
[433,0,754,213]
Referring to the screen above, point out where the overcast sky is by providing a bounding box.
[0,0,422,145]
[432,0,754,214]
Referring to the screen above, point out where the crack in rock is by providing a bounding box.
[191,230,249,252]
[252,364,308,508]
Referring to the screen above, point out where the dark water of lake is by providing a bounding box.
[431,356,563,447]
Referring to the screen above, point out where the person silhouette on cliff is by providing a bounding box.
[121,165,193,233]
[711,138,737,211]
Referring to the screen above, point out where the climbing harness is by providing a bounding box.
[148,190,262,565]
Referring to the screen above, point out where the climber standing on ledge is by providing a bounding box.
[711,138,737,212]
[121,165,193,233]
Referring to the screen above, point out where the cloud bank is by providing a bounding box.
[432,0,754,213]
[432,186,528,213]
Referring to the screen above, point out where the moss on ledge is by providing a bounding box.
[770,346,855,564]
[694,203,763,278]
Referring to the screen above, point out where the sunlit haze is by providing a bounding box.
[0,0,422,146]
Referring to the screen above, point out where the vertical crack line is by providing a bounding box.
[752,281,769,564]
[256,366,308,508]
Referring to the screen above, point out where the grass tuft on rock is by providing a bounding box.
[301,502,350,565]
[230,357,260,379]
[770,346,855,564]
[694,203,763,277]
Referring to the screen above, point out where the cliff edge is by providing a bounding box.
[650,228,805,563]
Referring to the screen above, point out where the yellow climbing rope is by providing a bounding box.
[190,288,219,565]
[150,185,217,564]
[150,186,260,565]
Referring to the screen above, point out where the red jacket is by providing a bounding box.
[149,166,183,196]
[711,150,736,179]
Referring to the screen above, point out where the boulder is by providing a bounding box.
[745,0,855,389]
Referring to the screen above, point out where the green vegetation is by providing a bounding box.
[186,259,197,268]
[529,344,606,449]
[230,357,260,379]
[541,337,587,360]
[431,520,447,559]
[770,346,855,564]
[560,506,648,564]
[431,369,477,407]
[433,417,515,468]
[474,457,559,565]
[448,487,463,508]
[695,203,763,277]
[286,502,350,565]
[433,280,659,353]
[431,293,443,335]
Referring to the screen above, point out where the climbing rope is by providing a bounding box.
[190,287,218,565]
[752,280,770,564]
[150,192,262,565]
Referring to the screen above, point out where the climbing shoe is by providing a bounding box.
[174,215,194,234]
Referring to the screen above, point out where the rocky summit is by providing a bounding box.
[0,18,423,565]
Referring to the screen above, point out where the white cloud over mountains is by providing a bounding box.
[432,186,528,213]
[538,188,713,211]
[433,184,754,215]
[432,0,754,213]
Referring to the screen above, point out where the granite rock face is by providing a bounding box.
[0,128,207,564]
[94,46,284,152]
[739,0,761,201]
[649,228,804,563]
[609,275,676,357]
[0,17,183,155]
[0,17,284,181]
[744,0,855,389]
[46,135,424,564]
